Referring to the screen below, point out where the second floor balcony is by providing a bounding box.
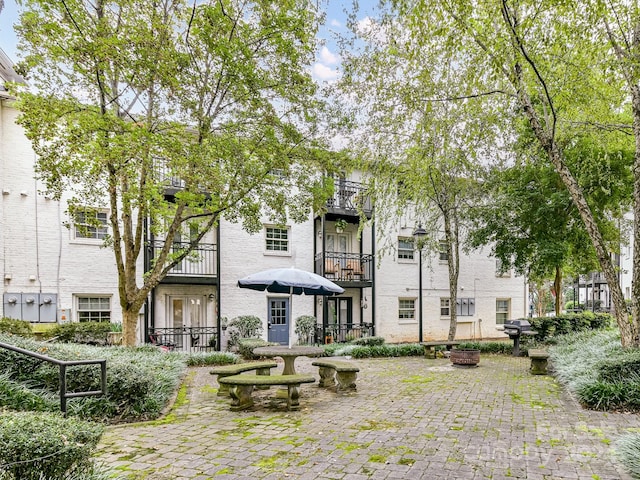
[326,180,373,218]
[148,240,217,283]
[315,252,374,285]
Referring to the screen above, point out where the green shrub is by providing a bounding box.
[614,433,640,479]
[227,316,263,348]
[0,373,58,412]
[45,322,112,345]
[351,336,385,346]
[295,315,317,345]
[577,379,640,411]
[597,354,640,383]
[349,343,423,358]
[0,318,32,337]
[0,411,104,480]
[238,338,278,360]
[186,351,239,366]
[526,312,613,342]
[0,334,186,422]
[458,341,513,355]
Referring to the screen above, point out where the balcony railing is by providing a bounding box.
[315,252,373,283]
[314,323,374,344]
[148,240,217,277]
[149,326,219,352]
[327,180,372,216]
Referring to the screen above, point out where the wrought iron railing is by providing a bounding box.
[315,251,373,282]
[148,240,217,277]
[314,323,374,344]
[148,326,219,352]
[327,180,372,215]
[0,341,106,416]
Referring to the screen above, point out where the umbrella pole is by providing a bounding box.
[288,291,293,348]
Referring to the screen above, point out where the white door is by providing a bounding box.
[168,295,205,349]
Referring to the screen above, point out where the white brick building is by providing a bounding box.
[1,51,527,347]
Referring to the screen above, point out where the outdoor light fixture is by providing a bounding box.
[413,224,428,343]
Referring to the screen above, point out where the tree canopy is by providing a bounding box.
[13,0,338,345]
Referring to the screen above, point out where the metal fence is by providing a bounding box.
[148,326,219,352]
[314,323,374,344]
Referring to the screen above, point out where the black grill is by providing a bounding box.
[502,319,537,356]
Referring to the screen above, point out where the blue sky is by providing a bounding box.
[0,1,375,81]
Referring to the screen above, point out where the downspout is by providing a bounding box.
[313,216,318,320]
[371,220,376,336]
[216,222,221,351]
[144,217,152,343]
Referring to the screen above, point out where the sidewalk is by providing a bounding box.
[96,355,638,479]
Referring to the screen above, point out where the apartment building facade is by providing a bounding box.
[1,55,527,349]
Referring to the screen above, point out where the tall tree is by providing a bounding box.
[384,0,639,346]
[13,0,335,345]
[335,12,486,340]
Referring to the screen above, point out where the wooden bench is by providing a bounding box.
[210,361,277,396]
[528,349,550,375]
[218,374,315,411]
[420,341,462,359]
[312,359,359,393]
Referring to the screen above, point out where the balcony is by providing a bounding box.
[315,252,373,285]
[326,180,372,218]
[148,241,217,284]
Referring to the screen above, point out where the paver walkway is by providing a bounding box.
[96,355,639,479]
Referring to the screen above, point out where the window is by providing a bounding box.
[496,259,511,277]
[398,238,414,260]
[496,299,510,324]
[265,226,289,252]
[74,209,108,240]
[77,296,111,322]
[398,298,415,320]
[439,241,449,262]
[440,298,450,316]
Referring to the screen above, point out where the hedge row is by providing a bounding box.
[528,311,612,342]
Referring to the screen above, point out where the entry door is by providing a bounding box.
[326,297,352,342]
[268,297,289,345]
[168,296,204,348]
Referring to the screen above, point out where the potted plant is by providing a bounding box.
[335,218,348,234]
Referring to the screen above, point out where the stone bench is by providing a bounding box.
[210,361,277,396]
[311,359,359,393]
[420,341,462,359]
[528,349,550,375]
[218,374,315,411]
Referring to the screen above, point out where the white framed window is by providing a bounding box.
[439,241,449,262]
[440,298,450,317]
[74,209,108,240]
[398,298,416,321]
[76,296,111,322]
[265,226,290,254]
[496,299,510,324]
[398,238,414,260]
[496,259,511,277]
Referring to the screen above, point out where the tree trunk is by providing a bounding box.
[122,307,140,347]
[445,210,460,341]
[554,266,562,316]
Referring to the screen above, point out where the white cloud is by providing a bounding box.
[330,19,342,27]
[312,63,340,81]
[319,46,339,65]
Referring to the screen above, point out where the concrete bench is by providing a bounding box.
[528,349,550,375]
[311,359,359,393]
[218,374,315,411]
[210,361,277,396]
[420,341,462,359]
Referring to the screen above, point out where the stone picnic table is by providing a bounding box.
[252,345,325,375]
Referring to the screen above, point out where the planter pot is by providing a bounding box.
[450,348,480,367]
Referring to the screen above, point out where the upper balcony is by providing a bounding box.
[315,252,373,287]
[326,180,373,219]
[148,240,217,284]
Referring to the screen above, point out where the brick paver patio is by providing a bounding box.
[96,355,638,479]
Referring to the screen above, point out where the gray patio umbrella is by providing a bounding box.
[237,267,344,347]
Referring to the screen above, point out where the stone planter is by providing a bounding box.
[450,348,480,367]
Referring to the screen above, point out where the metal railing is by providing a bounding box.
[148,326,219,353]
[315,252,374,282]
[314,323,374,344]
[326,180,373,215]
[148,240,217,277]
[0,342,106,416]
